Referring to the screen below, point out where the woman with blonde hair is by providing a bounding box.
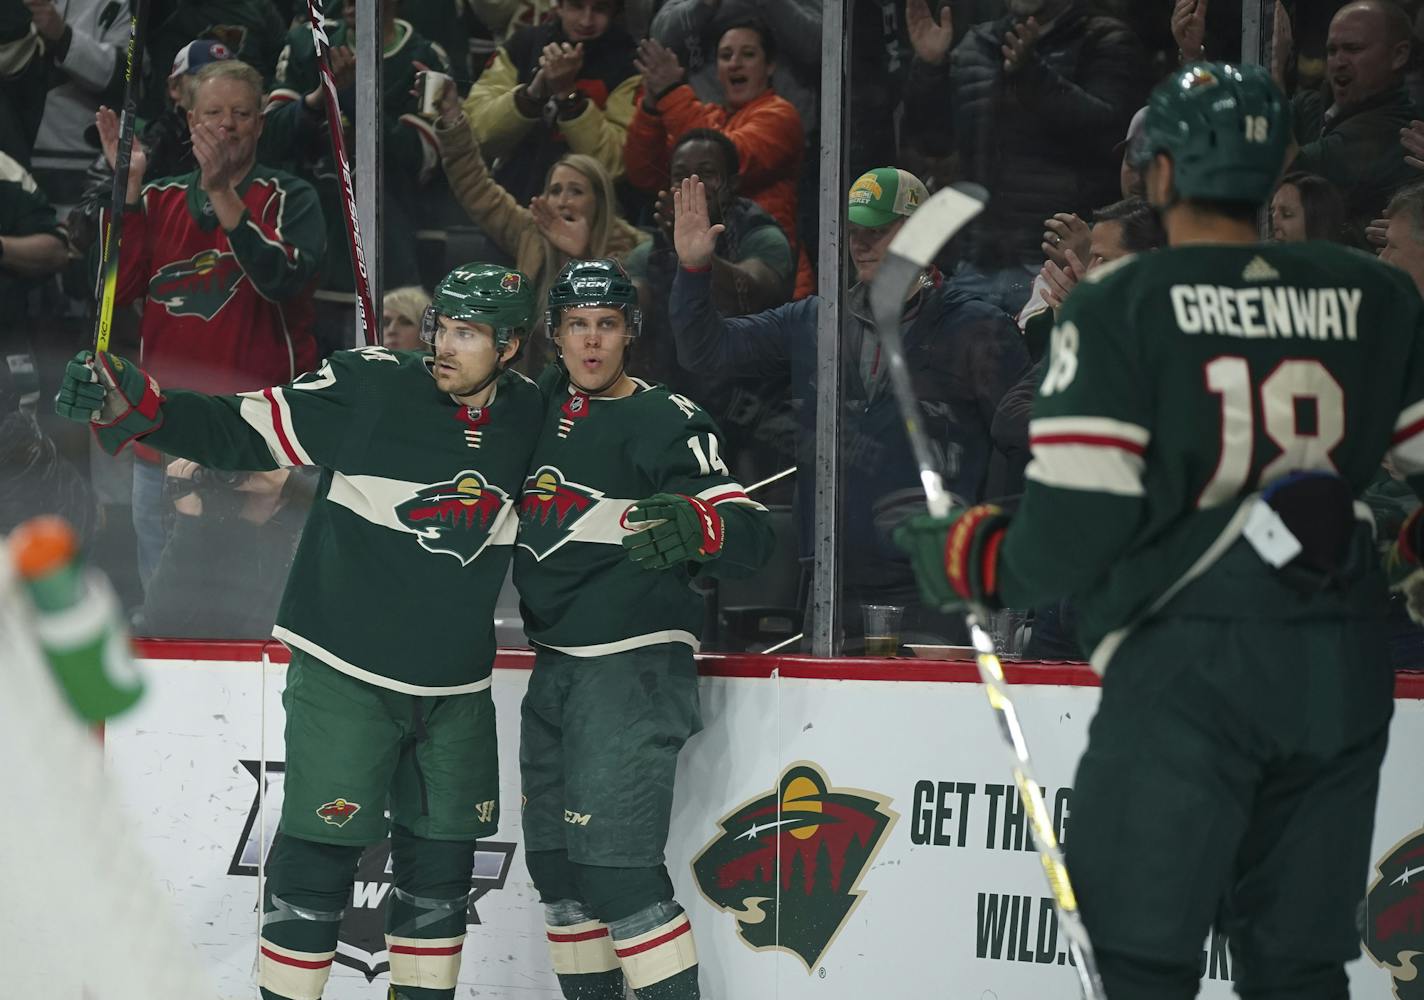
[428,73,647,372]
[382,285,433,352]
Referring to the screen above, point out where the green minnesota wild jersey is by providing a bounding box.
[514,369,774,655]
[144,347,541,693]
[998,242,1424,669]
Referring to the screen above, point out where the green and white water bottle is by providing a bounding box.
[10,516,144,722]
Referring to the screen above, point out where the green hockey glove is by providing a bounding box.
[53,351,165,455]
[621,492,724,570]
[1386,507,1424,624]
[893,504,1011,610]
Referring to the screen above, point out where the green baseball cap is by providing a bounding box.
[847,167,928,227]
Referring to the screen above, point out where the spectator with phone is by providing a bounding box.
[461,0,639,205]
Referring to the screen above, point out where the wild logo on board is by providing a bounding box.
[148,249,243,320]
[394,471,507,565]
[1361,823,1424,999]
[516,465,602,559]
[691,762,897,971]
[229,761,517,982]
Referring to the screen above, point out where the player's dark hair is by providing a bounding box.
[1386,180,1424,240]
[671,128,741,178]
[713,17,777,66]
[1091,197,1167,253]
[1275,172,1350,243]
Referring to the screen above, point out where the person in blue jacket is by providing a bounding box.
[669,165,1031,649]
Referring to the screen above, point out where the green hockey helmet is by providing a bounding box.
[545,257,642,337]
[1129,61,1289,206]
[421,263,536,350]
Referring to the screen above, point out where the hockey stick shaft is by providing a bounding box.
[303,0,377,347]
[92,0,148,354]
[869,186,1107,1000]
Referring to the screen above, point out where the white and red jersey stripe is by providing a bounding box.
[1390,399,1424,477]
[238,386,315,467]
[546,919,620,975]
[613,911,698,989]
[257,938,335,1000]
[693,482,767,512]
[1026,415,1151,497]
[386,933,466,990]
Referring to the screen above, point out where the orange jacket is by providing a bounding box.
[625,85,812,298]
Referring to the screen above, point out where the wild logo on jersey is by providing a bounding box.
[395,471,507,565]
[517,465,602,560]
[148,249,244,320]
[692,763,897,971]
[1361,823,1424,999]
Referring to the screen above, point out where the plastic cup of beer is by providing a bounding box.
[861,604,903,657]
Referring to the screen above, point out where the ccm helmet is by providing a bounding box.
[544,258,642,336]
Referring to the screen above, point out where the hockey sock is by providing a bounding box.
[607,901,699,999]
[259,835,363,1000]
[384,828,477,1000]
[543,898,625,1000]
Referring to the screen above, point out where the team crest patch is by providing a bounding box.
[517,466,602,560]
[1362,823,1424,998]
[395,471,508,565]
[148,249,244,320]
[500,272,522,293]
[317,798,361,828]
[692,762,897,971]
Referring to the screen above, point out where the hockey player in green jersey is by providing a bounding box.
[898,63,1424,999]
[54,264,543,1000]
[515,258,774,1000]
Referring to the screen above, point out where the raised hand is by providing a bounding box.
[95,106,148,203]
[530,194,592,257]
[906,0,954,66]
[1001,17,1041,74]
[1366,217,1388,252]
[329,45,356,91]
[673,175,725,270]
[635,38,685,107]
[22,0,65,43]
[1270,0,1292,87]
[653,188,675,242]
[1171,0,1207,62]
[413,59,460,123]
[191,121,240,193]
[541,41,585,96]
[1041,212,1090,269]
[1402,120,1424,171]
[1039,249,1087,309]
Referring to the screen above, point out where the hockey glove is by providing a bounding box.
[54,351,164,455]
[621,493,724,570]
[893,504,1010,610]
[1386,507,1424,624]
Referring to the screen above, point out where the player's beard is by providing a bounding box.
[435,356,499,399]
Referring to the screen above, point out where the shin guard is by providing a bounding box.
[258,837,362,1000]
[608,902,698,999]
[385,830,477,999]
[544,898,625,1000]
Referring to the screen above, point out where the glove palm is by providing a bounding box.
[621,493,724,570]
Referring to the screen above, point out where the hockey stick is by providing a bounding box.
[302,0,378,346]
[92,0,149,354]
[868,184,1107,1000]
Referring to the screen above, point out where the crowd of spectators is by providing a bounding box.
[6,0,1424,662]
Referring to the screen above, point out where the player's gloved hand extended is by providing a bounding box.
[1386,507,1424,624]
[54,350,164,455]
[622,492,724,570]
[893,504,1010,610]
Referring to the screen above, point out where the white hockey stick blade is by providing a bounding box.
[868,183,987,518]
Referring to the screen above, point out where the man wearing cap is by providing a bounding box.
[71,40,236,262]
[670,165,1030,650]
